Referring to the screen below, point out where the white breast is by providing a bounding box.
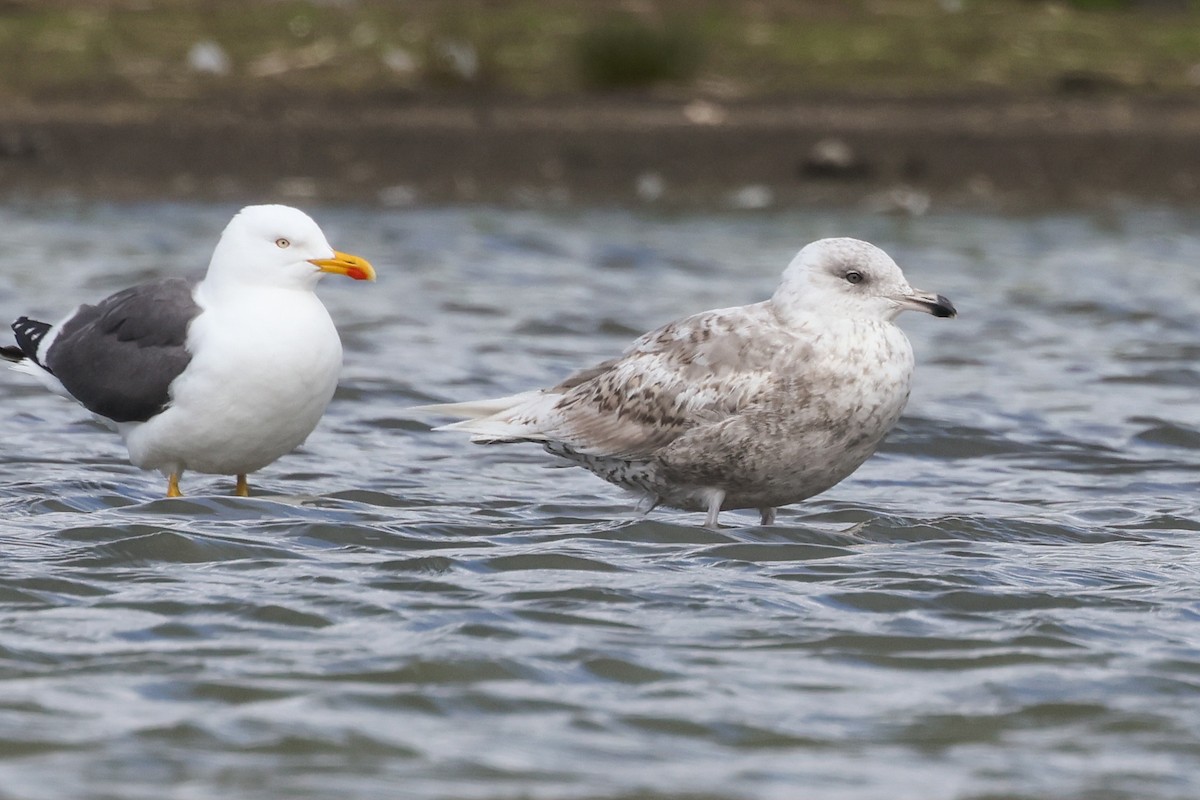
[121,286,343,476]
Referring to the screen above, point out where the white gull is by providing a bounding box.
[414,237,955,528]
[2,205,376,498]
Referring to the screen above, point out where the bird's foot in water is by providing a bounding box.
[703,489,726,529]
[634,494,661,517]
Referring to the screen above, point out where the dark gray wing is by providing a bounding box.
[45,278,201,423]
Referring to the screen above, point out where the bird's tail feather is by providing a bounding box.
[408,390,544,421]
[8,357,72,400]
[437,417,551,444]
[409,390,553,443]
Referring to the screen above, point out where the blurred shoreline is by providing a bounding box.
[2,93,1200,212]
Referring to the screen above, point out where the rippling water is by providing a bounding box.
[1,202,1199,799]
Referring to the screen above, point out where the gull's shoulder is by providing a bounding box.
[555,301,786,390]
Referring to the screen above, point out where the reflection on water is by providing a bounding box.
[1,202,1199,799]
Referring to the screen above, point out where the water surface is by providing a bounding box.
[0,202,1198,799]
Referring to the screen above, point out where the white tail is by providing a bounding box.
[408,390,544,421]
[409,390,556,443]
[10,358,72,400]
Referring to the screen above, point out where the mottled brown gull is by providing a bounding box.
[1,205,376,498]
[415,237,955,528]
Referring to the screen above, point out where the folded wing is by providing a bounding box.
[45,278,201,423]
[430,303,792,460]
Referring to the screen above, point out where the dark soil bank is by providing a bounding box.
[3,94,1200,211]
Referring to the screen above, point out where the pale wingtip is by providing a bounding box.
[432,416,549,443]
[431,418,480,432]
[406,390,546,421]
[407,390,555,444]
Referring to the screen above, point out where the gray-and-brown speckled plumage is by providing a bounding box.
[418,237,956,527]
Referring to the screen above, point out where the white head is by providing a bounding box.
[203,205,375,291]
[771,237,955,324]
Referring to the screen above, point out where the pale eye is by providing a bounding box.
[275,238,290,249]
[845,270,864,284]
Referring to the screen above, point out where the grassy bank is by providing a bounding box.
[3,1,1200,104]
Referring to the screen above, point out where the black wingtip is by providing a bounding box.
[11,316,52,363]
[0,344,24,363]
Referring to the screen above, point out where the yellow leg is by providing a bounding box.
[167,473,183,498]
[235,474,250,497]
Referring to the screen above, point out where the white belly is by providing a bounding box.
[121,288,343,476]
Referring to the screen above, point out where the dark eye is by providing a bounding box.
[845,271,864,284]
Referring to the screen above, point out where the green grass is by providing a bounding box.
[574,15,702,89]
[1,0,1200,103]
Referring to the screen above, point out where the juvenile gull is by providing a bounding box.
[1,205,376,498]
[414,237,955,528]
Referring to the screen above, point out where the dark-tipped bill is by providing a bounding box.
[901,290,956,318]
